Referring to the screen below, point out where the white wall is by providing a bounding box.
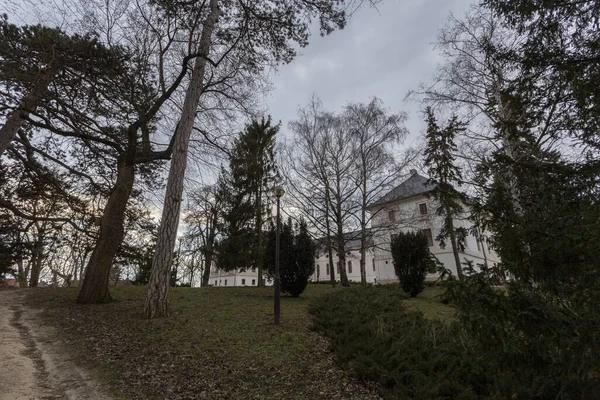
[312,248,379,283]
[369,194,500,280]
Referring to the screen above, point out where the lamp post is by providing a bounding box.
[273,185,285,325]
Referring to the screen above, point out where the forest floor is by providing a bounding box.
[0,288,113,400]
[3,284,449,400]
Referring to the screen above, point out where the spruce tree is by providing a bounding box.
[423,107,467,279]
[217,117,278,283]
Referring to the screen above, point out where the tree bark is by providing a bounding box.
[256,184,264,287]
[324,184,336,287]
[77,156,135,303]
[16,259,28,288]
[28,240,44,287]
[143,0,220,319]
[359,179,368,284]
[333,186,350,287]
[0,68,57,156]
[445,211,463,279]
[202,246,213,287]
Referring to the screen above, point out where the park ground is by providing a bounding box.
[1,284,450,399]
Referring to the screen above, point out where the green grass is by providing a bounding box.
[27,284,381,399]
[402,285,456,322]
[26,284,453,399]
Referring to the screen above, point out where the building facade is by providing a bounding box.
[367,170,500,281]
[209,265,272,287]
[311,232,378,283]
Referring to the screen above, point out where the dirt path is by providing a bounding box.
[0,290,114,400]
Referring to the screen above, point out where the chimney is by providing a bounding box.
[409,169,417,176]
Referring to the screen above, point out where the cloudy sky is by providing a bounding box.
[265,0,475,145]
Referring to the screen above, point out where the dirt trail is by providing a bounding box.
[0,289,114,400]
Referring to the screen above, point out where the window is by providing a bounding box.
[214,280,217,286]
[224,279,227,286]
[419,203,428,215]
[348,261,352,274]
[252,279,256,285]
[422,229,434,247]
[388,210,396,222]
[251,267,256,273]
[241,279,246,285]
[372,259,376,272]
[326,263,330,275]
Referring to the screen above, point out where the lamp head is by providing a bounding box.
[273,185,285,198]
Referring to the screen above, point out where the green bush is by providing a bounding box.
[309,286,484,399]
[264,218,316,297]
[309,284,600,399]
[390,231,432,297]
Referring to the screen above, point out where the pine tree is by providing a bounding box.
[423,107,468,279]
[217,117,278,283]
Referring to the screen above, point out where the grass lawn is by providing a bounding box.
[25,284,451,399]
[25,284,382,399]
[402,285,455,322]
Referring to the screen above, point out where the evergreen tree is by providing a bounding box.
[391,231,432,297]
[264,218,316,298]
[217,117,278,284]
[423,107,468,279]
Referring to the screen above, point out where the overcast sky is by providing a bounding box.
[265,0,475,147]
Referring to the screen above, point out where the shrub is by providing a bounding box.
[390,231,432,297]
[264,218,316,297]
[309,286,483,399]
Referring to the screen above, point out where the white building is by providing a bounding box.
[209,265,272,287]
[367,170,500,281]
[311,231,378,283]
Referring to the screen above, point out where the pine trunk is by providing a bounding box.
[143,0,220,319]
[0,68,56,156]
[28,240,44,287]
[78,157,135,303]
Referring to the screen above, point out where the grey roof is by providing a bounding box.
[369,173,436,207]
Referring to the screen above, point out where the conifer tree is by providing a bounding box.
[264,218,315,298]
[217,117,278,284]
[423,107,467,279]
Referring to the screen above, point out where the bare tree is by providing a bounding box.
[183,183,223,287]
[343,98,408,284]
[284,98,359,287]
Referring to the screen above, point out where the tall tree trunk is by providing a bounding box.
[359,179,368,284]
[16,259,28,288]
[256,184,264,287]
[143,0,220,319]
[28,240,44,287]
[202,247,213,287]
[445,211,463,279]
[324,186,336,287]
[333,186,350,287]
[78,157,135,303]
[336,217,350,287]
[0,68,57,156]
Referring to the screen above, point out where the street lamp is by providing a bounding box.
[273,185,285,325]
